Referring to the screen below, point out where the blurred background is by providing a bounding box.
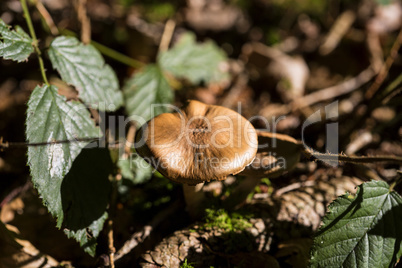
[0,0,401,267]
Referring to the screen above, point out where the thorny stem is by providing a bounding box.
[303,148,402,165]
[20,0,49,85]
[0,137,101,149]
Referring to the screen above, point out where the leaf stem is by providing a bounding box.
[92,40,144,68]
[60,29,144,69]
[20,0,49,85]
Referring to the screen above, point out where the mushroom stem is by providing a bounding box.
[182,183,206,219]
[223,176,261,210]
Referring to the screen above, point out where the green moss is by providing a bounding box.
[203,208,252,232]
[180,259,195,268]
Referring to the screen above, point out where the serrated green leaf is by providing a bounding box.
[48,36,123,111]
[118,153,153,184]
[310,180,402,268]
[0,19,33,62]
[65,212,108,256]
[158,32,229,84]
[62,148,113,256]
[123,64,174,123]
[26,85,104,254]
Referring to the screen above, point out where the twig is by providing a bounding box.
[365,27,402,99]
[319,10,356,55]
[303,148,402,165]
[107,174,120,268]
[107,219,115,268]
[0,181,31,208]
[291,66,375,110]
[32,0,59,35]
[366,31,383,72]
[274,180,315,197]
[158,19,176,54]
[75,0,91,44]
[20,0,49,85]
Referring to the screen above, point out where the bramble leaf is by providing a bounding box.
[0,19,33,62]
[62,147,113,256]
[123,64,174,123]
[310,180,402,268]
[48,36,123,111]
[158,33,229,84]
[26,85,108,256]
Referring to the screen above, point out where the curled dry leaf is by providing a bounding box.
[239,131,303,178]
[135,100,258,185]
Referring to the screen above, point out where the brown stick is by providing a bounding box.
[291,66,375,110]
[33,0,59,35]
[107,219,115,268]
[158,19,176,53]
[75,0,91,44]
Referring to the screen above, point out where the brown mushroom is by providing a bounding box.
[135,100,258,185]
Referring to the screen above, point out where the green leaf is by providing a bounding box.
[118,153,153,184]
[26,85,104,255]
[123,64,174,123]
[0,19,33,62]
[310,180,402,268]
[64,212,108,256]
[158,33,229,84]
[48,36,123,111]
[61,147,113,256]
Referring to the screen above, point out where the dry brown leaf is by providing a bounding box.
[0,223,59,268]
[0,197,24,223]
[240,131,302,178]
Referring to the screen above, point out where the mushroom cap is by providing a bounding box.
[135,100,258,184]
